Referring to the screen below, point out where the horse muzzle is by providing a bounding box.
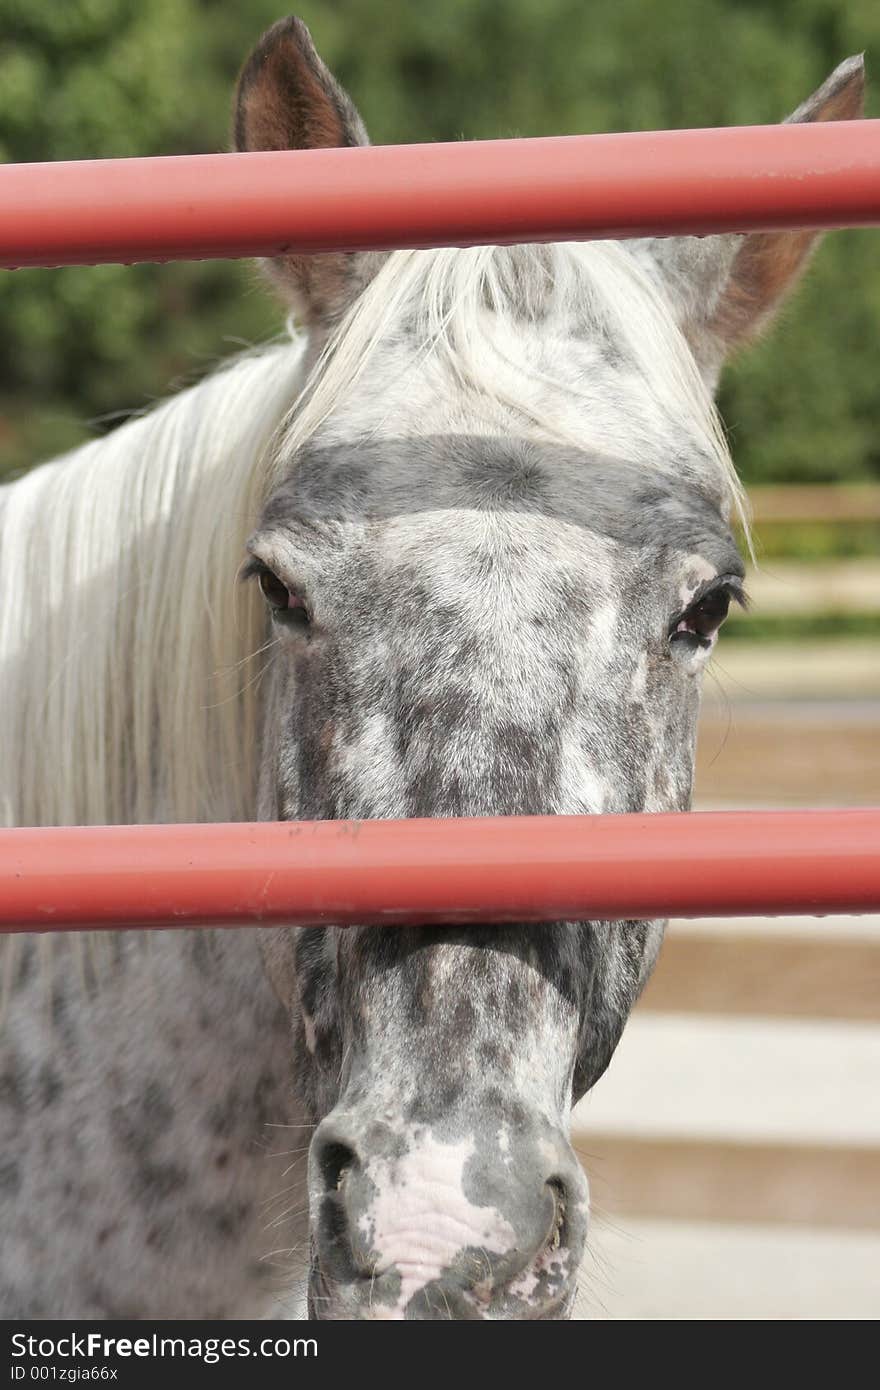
[306,1104,588,1320]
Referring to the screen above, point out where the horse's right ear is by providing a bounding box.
[234,17,379,325]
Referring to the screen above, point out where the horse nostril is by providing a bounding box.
[545,1178,568,1253]
[317,1138,358,1195]
[311,1133,366,1284]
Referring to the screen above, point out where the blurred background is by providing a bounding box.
[1,0,878,1319]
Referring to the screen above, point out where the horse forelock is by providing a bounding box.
[275,240,749,538]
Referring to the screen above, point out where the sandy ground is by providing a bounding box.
[572,919,880,1320]
[580,1219,880,1320]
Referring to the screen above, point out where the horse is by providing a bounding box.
[0,16,863,1320]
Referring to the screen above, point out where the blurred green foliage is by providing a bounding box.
[1,0,879,486]
[724,611,880,640]
[741,519,880,559]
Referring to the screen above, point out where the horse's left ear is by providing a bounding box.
[649,56,865,380]
[234,16,381,325]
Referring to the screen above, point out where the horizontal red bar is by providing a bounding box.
[1,120,879,269]
[1,811,878,932]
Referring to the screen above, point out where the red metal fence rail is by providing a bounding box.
[1,810,878,931]
[2,120,880,269]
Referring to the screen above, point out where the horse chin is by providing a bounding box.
[306,1264,577,1321]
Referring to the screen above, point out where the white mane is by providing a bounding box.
[0,240,745,830]
[0,341,306,828]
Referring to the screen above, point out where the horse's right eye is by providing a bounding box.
[256,567,312,631]
[258,568,290,609]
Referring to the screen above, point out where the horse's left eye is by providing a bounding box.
[670,585,736,649]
